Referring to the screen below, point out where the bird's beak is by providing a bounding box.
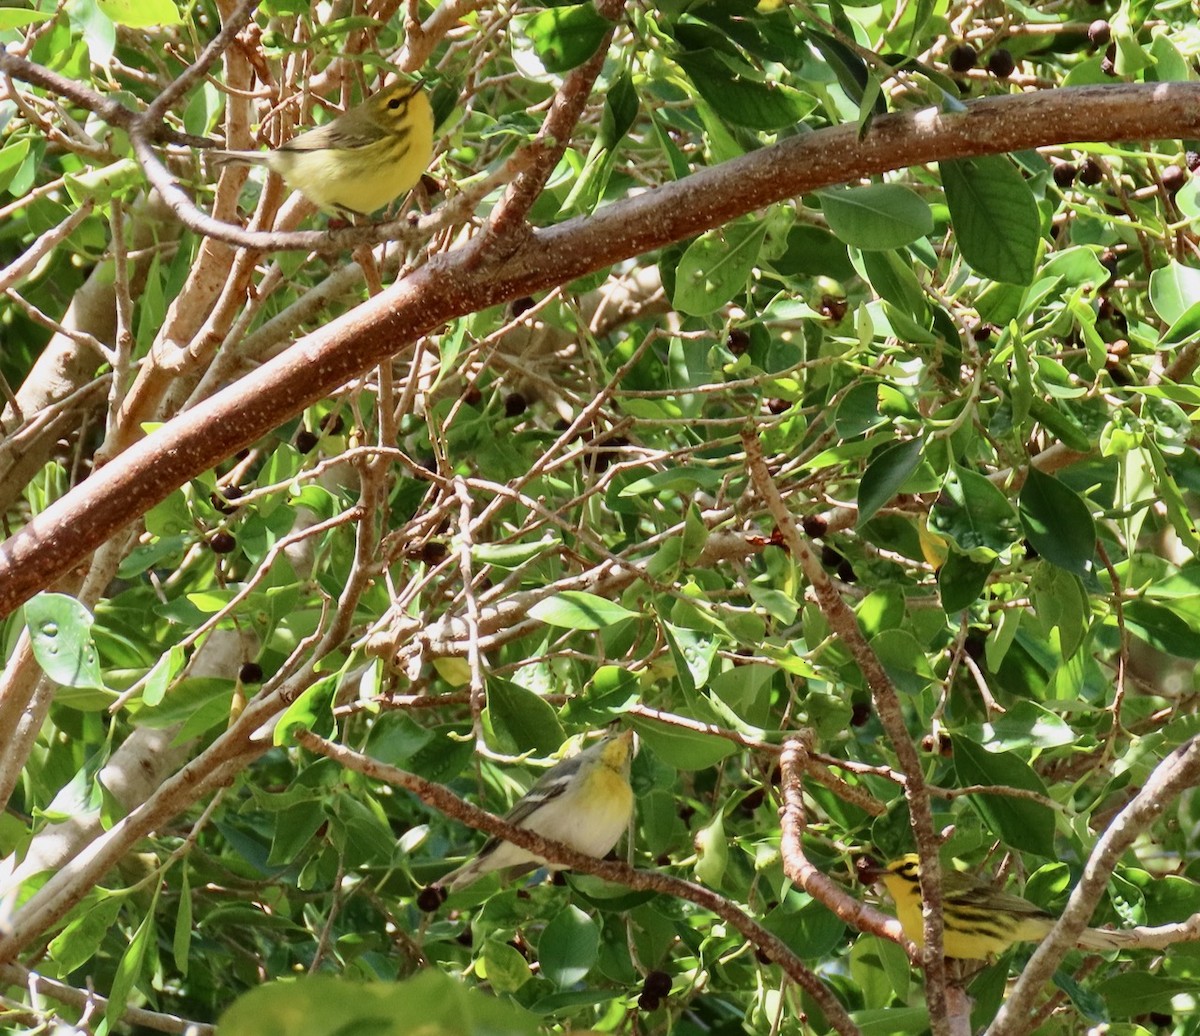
[855,856,887,886]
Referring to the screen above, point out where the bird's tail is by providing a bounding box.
[206,149,271,170]
[1076,925,1139,950]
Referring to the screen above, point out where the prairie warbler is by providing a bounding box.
[437,730,635,892]
[860,854,1137,959]
[209,80,434,217]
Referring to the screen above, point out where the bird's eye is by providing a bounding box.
[388,97,403,109]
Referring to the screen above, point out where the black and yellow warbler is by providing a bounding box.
[437,729,635,892]
[860,854,1137,959]
[209,80,434,217]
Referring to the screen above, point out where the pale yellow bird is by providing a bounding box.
[209,80,434,217]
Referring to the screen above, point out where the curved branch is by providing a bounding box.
[4,83,1200,614]
[988,736,1200,1036]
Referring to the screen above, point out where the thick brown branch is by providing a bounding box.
[5,84,1200,612]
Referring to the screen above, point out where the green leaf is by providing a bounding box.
[486,678,565,754]
[673,220,768,316]
[619,466,725,497]
[675,49,817,130]
[0,8,54,26]
[529,592,639,630]
[1095,973,1200,1018]
[930,465,1020,557]
[950,736,1055,855]
[274,672,339,745]
[942,155,1040,285]
[1019,467,1095,577]
[938,551,995,612]
[627,715,736,770]
[1121,600,1200,659]
[858,437,925,526]
[481,939,534,994]
[105,885,159,1030]
[142,644,185,707]
[49,895,124,973]
[819,185,933,250]
[96,0,181,26]
[218,971,539,1036]
[1148,260,1200,324]
[522,4,610,73]
[173,871,193,975]
[24,592,106,690]
[538,906,599,987]
[472,537,557,568]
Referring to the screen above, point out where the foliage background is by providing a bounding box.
[2,0,1200,1034]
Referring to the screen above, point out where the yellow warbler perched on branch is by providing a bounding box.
[859,854,1138,959]
[209,80,434,217]
[437,729,635,892]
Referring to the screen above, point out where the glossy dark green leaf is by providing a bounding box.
[820,184,933,250]
[950,735,1055,855]
[1019,467,1095,577]
[858,437,925,526]
[675,49,817,130]
[942,155,1040,285]
[538,905,600,987]
[524,4,610,72]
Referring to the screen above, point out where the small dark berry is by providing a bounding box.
[921,731,953,756]
[819,295,849,322]
[801,515,828,538]
[987,49,1015,78]
[239,661,264,683]
[1088,19,1111,47]
[509,936,528,956]
[948,43,977,73]
[1052,162,1077,188]
[1161,165,1187,195]
[504,392,527,417]
[416,886,445,912]
[973,322,993,342]
[462,384,482,406]
[1148,1013,1173,1026]
[295,429,319,453]
[1079,159,1104,186]
[319,413,345,435]
[766,398,790,415]
[419,173,441,194]
[643,971,672,998]
[850,701,872,727]
[836,559,856,583]
[1099,249,1119,282]
[740,788,766,813]
[455,926,473,946]
[656,854,672,867]
[821,545,843,568]
[211,486,243,515]
[726,328,751,355]
[408,541,449,565]
[963,634,985,661]
[511,297,535,318]
[209,531,237,554]
[755,948,772,964]
[678,804,696,823]
[1100,43,1117,76]
[768,765,781,786]
[638,993,661,1012]
[1187,151,1200,172]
